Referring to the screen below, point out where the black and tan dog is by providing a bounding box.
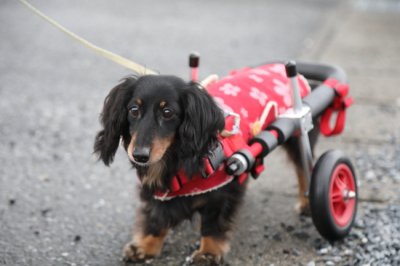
[94,71,319,265]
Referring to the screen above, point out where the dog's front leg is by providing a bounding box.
[123,205,168,263]
[191,207,234,265]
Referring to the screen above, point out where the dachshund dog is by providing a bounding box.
[94,65,319,265]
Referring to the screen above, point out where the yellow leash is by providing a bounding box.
[17,0,158,75]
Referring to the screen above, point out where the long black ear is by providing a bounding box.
[94,77,137,166]
[178,84,225,176]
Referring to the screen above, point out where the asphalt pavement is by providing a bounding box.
[1,0,399,265]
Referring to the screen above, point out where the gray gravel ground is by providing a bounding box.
[299,142,400,266]
[1,0,400,265]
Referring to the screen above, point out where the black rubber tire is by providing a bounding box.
[309,150,358,241]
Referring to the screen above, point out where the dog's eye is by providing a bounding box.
[129,106,140,118]
[162,108,174,119]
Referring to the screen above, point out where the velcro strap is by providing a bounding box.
[320,79,353,136]
[170,170,189,192]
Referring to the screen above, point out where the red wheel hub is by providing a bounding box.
[329,164,356,227]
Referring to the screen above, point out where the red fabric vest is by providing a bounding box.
[207,63,311,141]
[153,64,311,200]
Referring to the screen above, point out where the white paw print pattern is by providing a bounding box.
[269,64,286,77]
[273,79,292,106]
[219,83,241,96]
[251,69,271,76]
[249,87,268,106]
[213,97,234,113]
[248,74,264,83]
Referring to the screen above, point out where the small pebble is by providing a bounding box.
[282,249,290,254]
[41,208,51,217]
[343,249,353,256]
[272,233,282,241]
[291,248,301,256]
[144,258,153,264]
[318,247,329,255]
[306,261,315,266]
[365,170,375,181]
[293,231,310,240]
[354,219,365,229]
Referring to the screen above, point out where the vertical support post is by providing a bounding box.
[189,52,200,82]
[286,61,303,112]
[285,61,314,193]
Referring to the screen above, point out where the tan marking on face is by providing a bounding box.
[149,135,174,163]
[135,98,143,105]
[127,133,137,162]
[127,133,174,189]
[128,134,174,165]
[159,100,167,108]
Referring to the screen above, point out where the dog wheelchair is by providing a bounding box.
[189,54,358,242]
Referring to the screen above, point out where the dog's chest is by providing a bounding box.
[207,63,311,140]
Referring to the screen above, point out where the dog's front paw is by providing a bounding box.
[122,242,154,263]
[190,251,223,266]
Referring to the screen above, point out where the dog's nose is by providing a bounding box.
[133,147,150,163]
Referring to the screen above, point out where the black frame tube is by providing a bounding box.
[298,62,346,117]
[296,62,347,83]
[249,61,347,155]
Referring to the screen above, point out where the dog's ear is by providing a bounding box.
[94,77,137,166]
[178,84,225,175]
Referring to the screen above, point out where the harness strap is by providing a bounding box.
[169,170,189,192]
[153,132,252,200]
[320,79,353,136]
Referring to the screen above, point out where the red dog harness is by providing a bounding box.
[153,64,312,201]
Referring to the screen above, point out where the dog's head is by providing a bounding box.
[94,75,224,186]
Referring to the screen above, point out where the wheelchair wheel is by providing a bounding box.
[309,150,357,241]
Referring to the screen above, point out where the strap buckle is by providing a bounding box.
[201,142,225,178]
